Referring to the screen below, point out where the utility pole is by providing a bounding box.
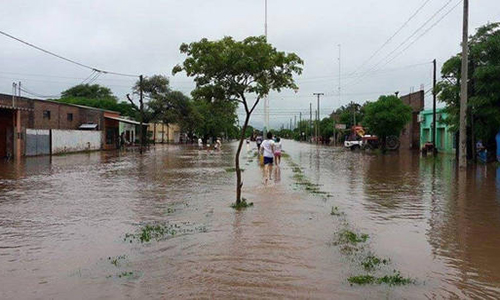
[338,44,341,106]
[299,112,302,141]
[459,0,469,168]
[432,59,437,156]
[18,81,21,98]
[12,82,17,106]
[263,0,269,139]
[309,102,312,143]
[294,115,297,130]
[351,101,357,127]
[290,118,292,131]
[139,75,144,154]
[313,93,324,144]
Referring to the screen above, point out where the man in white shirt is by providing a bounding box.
[260,132,275,184]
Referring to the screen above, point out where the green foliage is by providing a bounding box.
[244,125,254,138]
[437,22,500,148]
[363,95,412,141]
[333,102,367,128]
[361,255,389,271]
[193,99,238,140]
[348,272,413,286]
[61,84,117,101]
[173,36,303,102]
[133,75,171,99]
[173,35,303,203]
[337,230,369,245]
[319,117,334,141]
[230,198,254,210]
[57,83,137,117]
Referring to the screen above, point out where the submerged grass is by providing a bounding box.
[284,152,415,287]
[337,230,369,245]
[330,206,344,216]
[348,272,413,286]
[125,222,207,243]
[108,255,126,267]
[361,255,389,271]
[231,198,254,210]
[225,167,244,173]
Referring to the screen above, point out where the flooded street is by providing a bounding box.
[1,141,500,299]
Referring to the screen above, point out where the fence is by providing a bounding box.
[25,129,50,156]
[25,129,102,156]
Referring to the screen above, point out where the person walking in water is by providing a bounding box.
[274,137,282,166]
[260,132,275,184]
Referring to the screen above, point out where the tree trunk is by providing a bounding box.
[235,113,251,204]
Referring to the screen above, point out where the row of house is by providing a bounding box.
[394,90,455,154]
[0,93,181,160]
[330,90,455,154]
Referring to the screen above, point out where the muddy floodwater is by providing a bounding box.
[1,141,500,299]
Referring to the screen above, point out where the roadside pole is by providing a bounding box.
[309,102,312,143]
[139,75,144,154]
[313,93,324,144]
[299,112,302,141]
[433,59,437,156]
[458,0,469,168]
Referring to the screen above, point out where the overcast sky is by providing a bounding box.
[1,0,498,129]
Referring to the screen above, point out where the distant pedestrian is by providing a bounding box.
[260,132,275,184]
[256,136,263,151]
[214,138,222,151]
[120,132,126,149]
[274,137,282,166]
[198,138,203,149]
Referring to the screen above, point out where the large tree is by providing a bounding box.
[57,84,135,117]
[61,84,117,101]
[363,95,412,150]
[173,36,303,205]
[192,99,238,142]
[436,22,500,155]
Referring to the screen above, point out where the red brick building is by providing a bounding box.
[399,90,425,150]
[0,93,121,158]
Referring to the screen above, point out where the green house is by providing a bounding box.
[419,108,456,154]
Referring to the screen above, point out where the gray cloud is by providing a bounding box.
[1,0,498,129]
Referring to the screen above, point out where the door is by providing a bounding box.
[0,109,13,158]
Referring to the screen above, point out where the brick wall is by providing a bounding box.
[399,91,425,150]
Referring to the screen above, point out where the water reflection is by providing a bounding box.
[1,143,500,299]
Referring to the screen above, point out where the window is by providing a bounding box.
[67,113,73,121]
[43,110,51,120]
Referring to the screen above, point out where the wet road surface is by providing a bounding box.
[0,141,499,299]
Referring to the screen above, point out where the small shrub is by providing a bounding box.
[361,255,389,271]
[348,272,413,286]
[231,198,254,210]
[337,230,369,245]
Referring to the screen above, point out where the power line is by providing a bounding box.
[383,1,463,67]
[0,29,138,77]
[20,86,60,99]
[347,0,433,77]
[343,0,456,90]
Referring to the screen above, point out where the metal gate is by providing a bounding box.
[26,129,50,156]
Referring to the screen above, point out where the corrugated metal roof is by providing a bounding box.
[79,123,98,129]
[105,116,147,126]
[0,104,33,111]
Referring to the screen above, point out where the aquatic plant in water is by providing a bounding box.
[336,230,369,245]
[348,271,412,286]
[360,255,389,271]
[231,198,254,210]
[108,255,126,267]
